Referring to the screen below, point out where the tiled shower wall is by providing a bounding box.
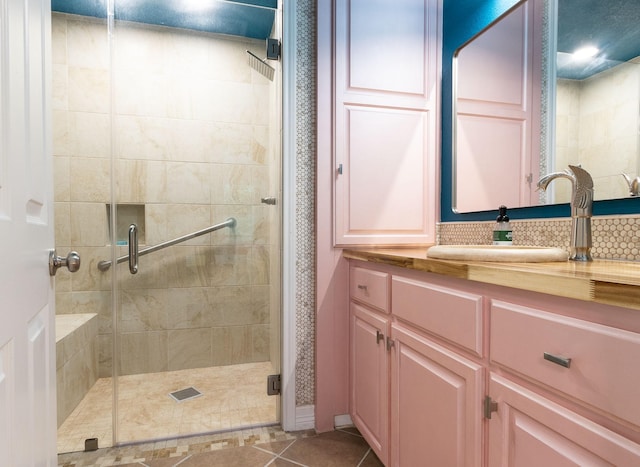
[52,14,276,377]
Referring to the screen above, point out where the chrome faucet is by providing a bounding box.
[537,165,593,261]
[621,173,640,197]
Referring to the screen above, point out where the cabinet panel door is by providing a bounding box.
[390,324,483,467]
[351,302,390,465]
[488,374,640,466]
[335,106,434,245]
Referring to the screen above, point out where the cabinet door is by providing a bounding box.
[333,0,441,246]
[351,302,390,465]
[488,373,640,466]
[390,323,483,467]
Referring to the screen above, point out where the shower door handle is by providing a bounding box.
[128,224,138,275]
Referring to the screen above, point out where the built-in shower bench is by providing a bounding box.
[55,313,98,428]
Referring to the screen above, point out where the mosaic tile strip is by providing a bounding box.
[57,426,315,467]
[295,0,317,407]
[438,214,640,261]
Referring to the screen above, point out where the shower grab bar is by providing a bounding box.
[97,217,237,272]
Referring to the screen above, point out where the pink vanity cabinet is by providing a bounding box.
[348,260,640,466]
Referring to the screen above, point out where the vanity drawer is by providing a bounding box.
[350,266,389,312]
[491,300,640,427]
[391,276,483,356]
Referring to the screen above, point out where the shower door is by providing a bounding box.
[53,0,282,452]
[110,0,282,445]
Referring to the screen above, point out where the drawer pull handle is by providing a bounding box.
[376,330,384,344]
[357,284,368,291]
[544,352,572,368]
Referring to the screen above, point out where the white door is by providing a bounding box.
[0,0,58,465]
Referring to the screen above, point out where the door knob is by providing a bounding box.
[49,249,81,276]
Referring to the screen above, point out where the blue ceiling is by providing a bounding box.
[51,0,276,40]
[557,0,640,79]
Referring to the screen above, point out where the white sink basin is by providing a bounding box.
[426,245,568,263]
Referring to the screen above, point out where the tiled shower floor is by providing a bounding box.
[58,362,277,454]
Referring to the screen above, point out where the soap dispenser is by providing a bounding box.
[493,205,513,245]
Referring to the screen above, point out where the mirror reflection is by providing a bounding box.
[454,0,640,213]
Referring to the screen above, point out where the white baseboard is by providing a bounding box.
[334,414,353,428]
[295,404,315,430]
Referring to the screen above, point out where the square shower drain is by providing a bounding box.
[169,386,202,403]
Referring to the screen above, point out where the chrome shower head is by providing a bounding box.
[247,50,274,81]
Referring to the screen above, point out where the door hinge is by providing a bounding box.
[267,374,281,396]
[484,395,498,419]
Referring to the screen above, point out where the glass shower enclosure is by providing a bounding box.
[52,0,282,453]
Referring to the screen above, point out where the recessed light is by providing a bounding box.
[572,46,599,61]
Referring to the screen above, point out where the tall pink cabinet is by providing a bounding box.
[333,0,441,246]
[349,260,640,466]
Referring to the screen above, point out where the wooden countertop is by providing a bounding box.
[343,248,640,311]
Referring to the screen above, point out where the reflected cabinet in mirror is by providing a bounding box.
[453,0,640,214]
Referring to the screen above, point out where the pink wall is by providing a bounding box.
[315,0,350,432]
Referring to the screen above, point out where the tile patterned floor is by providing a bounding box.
[58,362,277,454]
[57,426,383,467]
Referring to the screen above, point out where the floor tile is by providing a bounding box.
[280,430,370,467]
[179,446,276,466]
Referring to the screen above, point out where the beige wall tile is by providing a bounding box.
[68,67,110,113]
[120,331,168,375]
[52,112,71,157]
[70,111,110,158]
[119,289,168,333]
[167,329,212,371]
[70,202,108,246]
[52,64,68,111]
[55,201,71,245]
[51,15,68,65]
[69,157,110,203]
[114,115,169,161]
[67,18,108,70]
[166,287,224,330]
[165,162,211,204]
[71,291,112,333]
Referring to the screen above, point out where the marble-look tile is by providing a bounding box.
[70,202,108,246]
[118,289,168,333]
[165,162,211,204]
[69,111,111,158]
[53,111,71,157]
[69,158,110,203]
[114,70,167,118]
[167,328,212,371]
[114,115,170,161]
[54,201,71,246]
[114,25,165,73]
[69,291,112,333]
[52,64,68,111]
[163,246,210,288]
[67,18,109,70]
[68,67,110,113]
[165,287,224,330]
[51,15,67,65]
[164,204,212,246]
[69,246,113,292]
[119,331,168,375]
[208,245,252,286]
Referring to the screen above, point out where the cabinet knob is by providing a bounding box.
[357,284,368,290]
[376,330,384,344]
